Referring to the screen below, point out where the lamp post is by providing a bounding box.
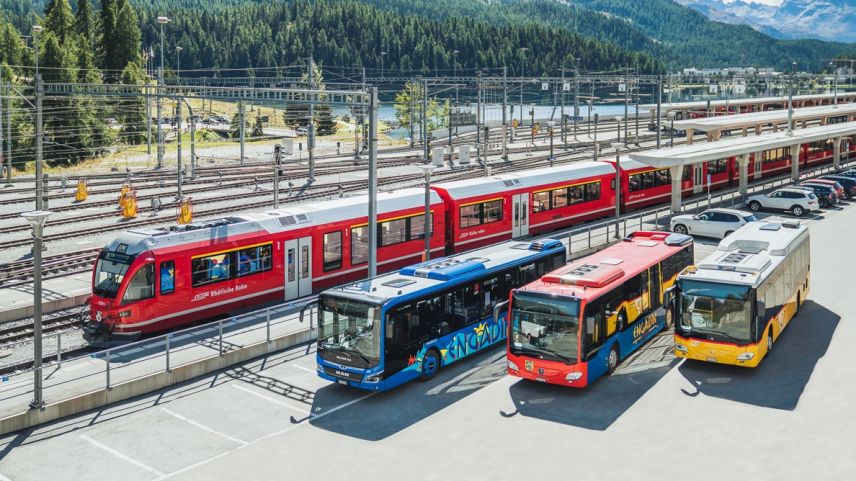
[31,25,42,80]
[32,25,43,212]
[416,165,437,261]
[615,116,622,144]
[518,47,527,128]
[830,62,838,107]
[175,46,182,82]
[453,49,460,101]
[548,121,555,167]
[21,210,52,409]
[787,61,796,136]
[380,51,387,80]
[611,143,622,239]
[156,16,171,170]
[668,111,676,148]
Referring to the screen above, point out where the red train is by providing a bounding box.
[85,138,855,342]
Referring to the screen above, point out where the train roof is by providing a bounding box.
[518,231,693,301]
[102,188,441,255]
[679,221,808,288]
[432,162,615,199]
[320,239,566,306]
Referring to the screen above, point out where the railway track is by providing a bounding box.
[0,308,87,346]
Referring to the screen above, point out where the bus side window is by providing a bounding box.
[584,299,605,360]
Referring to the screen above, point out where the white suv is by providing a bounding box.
[670,208,758,239]
[746,187,820,217]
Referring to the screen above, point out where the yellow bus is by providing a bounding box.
[670,221,809,367]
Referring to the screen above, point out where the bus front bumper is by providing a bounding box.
[674,335,761,367]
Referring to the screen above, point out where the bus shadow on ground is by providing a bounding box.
[678,300,838,411]
[502,360,677,431]
[307,347,506,441]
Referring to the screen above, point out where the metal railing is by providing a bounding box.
[1,153,852,413]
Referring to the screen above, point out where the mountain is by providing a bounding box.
[677,0,856,43]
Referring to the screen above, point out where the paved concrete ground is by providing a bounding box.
[0,202,850,480]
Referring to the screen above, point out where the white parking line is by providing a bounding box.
[292,364,316,374]
[231,383,311,414]
[80,434,165,478]
[160,407,249,446]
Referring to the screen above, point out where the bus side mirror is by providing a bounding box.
[493,300,509,324]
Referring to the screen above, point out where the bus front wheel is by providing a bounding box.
[607,344,620,375]
[767,329,774,355]
[420,349,441,381]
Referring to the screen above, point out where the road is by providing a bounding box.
[0,205,853,480]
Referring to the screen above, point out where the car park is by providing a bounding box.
[746,187,820,217]
[669,208,758,239]
[803,178,845,199]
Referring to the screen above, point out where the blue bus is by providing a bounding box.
[313,239,566,391]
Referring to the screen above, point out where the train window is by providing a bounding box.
[584,181,601,201]
[192,252,233,287]
[682,166,692,181]
[122,264,155,304]
[287,248,296,282]
[409,214,429,241]
[484,200,502,223]
[532,191,549,213]
[551,188,568,208]
[159,261,175,295]
[459,204,481,228]
[350,225,368,265]
[381,218,407,247]
[238,244,273,277]
[301,245,310,279]
[323,232,342,272]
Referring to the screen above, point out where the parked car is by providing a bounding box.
[836,169,856,179]
[295,126,308,136]
[802,179,845,200]
[820,175,856,199]
[670,208,758,239]
[746,187,820,217]
[799,183,838,208]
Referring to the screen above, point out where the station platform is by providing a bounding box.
[0,272,91,323]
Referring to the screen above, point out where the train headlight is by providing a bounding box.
[565,372,583,381]
[118,310,131,318]
[737,352,755,361]
[507,360,519,372]
[675,344,688,353]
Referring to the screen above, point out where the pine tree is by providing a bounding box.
[40,32,88,166]
[99,0,117,71]
[44,0,75,45]
[119,61,147,144]
[0,21,26,69]
[283,61,337,135]
[229,112,249,139]
[75,0,96,51]
[111,1,142,75]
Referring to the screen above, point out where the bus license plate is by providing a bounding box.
[706,357,717,363]
[338,380,348,386]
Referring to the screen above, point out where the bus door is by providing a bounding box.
[649,264,661,308]
[285,236,312,300]
[512,194,529,238]
[693,163,704,194]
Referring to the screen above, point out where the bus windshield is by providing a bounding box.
[93,251,135,299]
[317,295,382,368]
[678,279,752,343]
[510,292,580,364]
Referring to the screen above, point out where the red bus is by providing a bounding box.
[501,231,694,387]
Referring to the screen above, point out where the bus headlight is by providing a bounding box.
[364,372,384,383]
[565,372,583,381]
[675,344,688,353]
[507,360,519,372]
[737,352,755,361]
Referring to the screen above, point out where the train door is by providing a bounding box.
[693,163,704,194]
[512,194,529,238]
[284,236,312,300]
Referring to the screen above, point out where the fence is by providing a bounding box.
[1,153,853,426]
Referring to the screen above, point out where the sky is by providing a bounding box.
[721,0,783,5]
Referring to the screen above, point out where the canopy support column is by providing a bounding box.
[833,137,841,171]
[687,128,694,145]
[669,165,683,213]
[790,143,800,182]
[738,154,749,201]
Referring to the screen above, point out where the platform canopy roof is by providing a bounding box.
[671,104,856,132]
[628,121,856,169]
[641,91,856,114]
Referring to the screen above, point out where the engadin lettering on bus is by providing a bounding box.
[192,284,248,302]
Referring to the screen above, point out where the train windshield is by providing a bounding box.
[510,292,580,364]
[93,251,135,299]
[317,295,382,369]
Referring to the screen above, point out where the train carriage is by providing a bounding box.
[432,163,616,253]
[86,189,446,341]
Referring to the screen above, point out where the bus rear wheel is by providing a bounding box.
[607,344,620,375]
[420,349,441,381]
